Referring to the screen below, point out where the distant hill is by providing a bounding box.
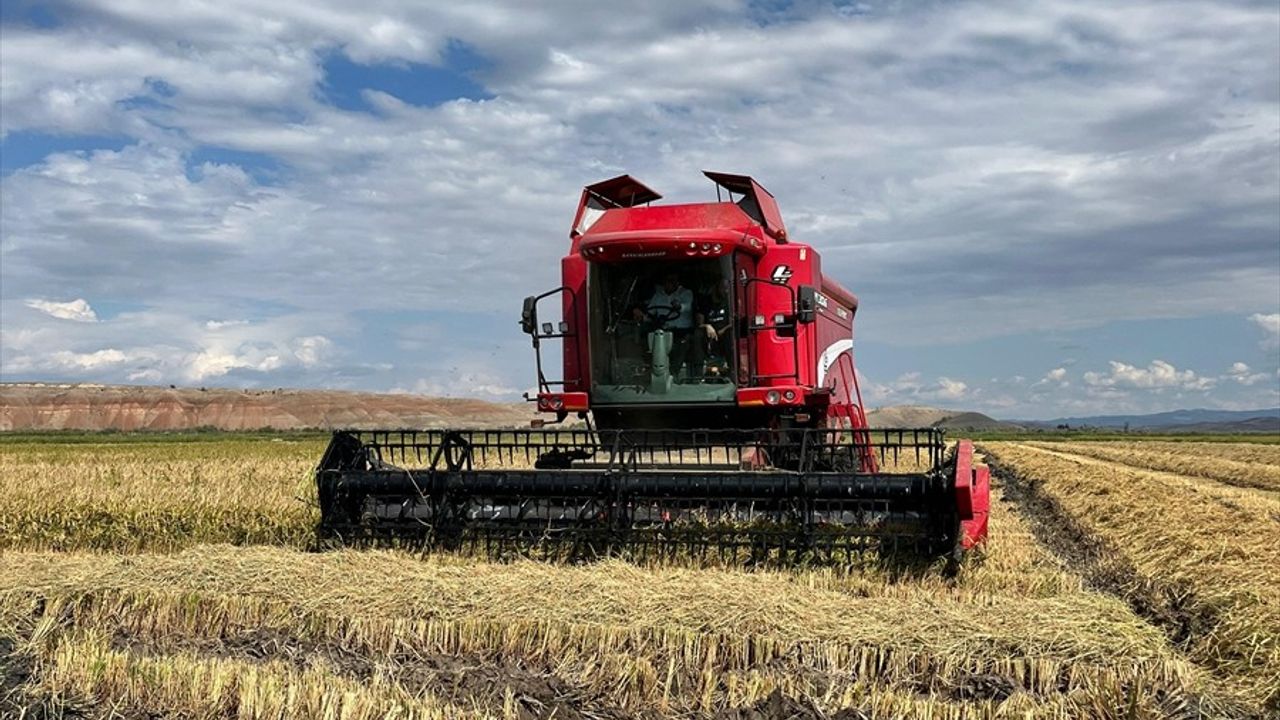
[864,405,956,428]
[1164,416,1280,433]
[8,385,1270,435]
[0,383,536,432]
[1033,407,1280,430]
[864,404,1280,433]
[864,405,1023,431]
[932,411,1024,431]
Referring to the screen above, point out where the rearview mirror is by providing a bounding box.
[520,296,538,334]
[797,285,817,324]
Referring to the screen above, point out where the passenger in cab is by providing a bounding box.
[695,280,732,378]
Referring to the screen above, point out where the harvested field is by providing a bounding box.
[1021,441,1280,492]
[984,442,1280,713]
[0,541,1230,718]
[1,433,1277,718]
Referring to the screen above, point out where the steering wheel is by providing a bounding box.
[642,303,681,324]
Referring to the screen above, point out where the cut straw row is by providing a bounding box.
[1025,441,1280,492]
[985,442,1280,712]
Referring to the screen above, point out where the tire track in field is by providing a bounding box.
[979,445,1261,720]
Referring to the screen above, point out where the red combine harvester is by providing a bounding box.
[317,172,989,563]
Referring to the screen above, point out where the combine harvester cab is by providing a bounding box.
[317,172,989,563]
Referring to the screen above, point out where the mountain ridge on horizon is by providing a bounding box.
[0,382,533,432]
[2,383,1277,433]
[865,401,1279,429]
[1025,407,1280,428]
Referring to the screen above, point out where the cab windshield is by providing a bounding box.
[588,256,737,404]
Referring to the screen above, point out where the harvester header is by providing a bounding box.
[318,172,990,564]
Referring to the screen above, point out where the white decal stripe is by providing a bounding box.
[816,338,854,387]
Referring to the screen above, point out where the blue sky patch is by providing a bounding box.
[319,41,493,113]
[0,132,132,175]
[89,300,151,320]
[186,147,285,185]
[0,0,60,29]
[117,78,179,112]
[747,0,799,25]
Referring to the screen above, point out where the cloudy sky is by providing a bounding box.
[1,0,1277,419]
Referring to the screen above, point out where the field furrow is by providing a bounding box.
[1132,441,1280,466]
[1014,444,1280,516]
[984,442,1280,713]
[1024,441,1280,492]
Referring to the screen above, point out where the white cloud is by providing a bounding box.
[292,336,333,367]
[24,298,98,322]
[1029,366,1071,392]
[1083,360,1216,391]
[871,372,969,404]
[127,368,163,383]
[1,300,348,387]
[186,349,284,381]
[1226,361,1268,386]
[934,378,968,401]
[1250,313,1280,349]
[53,348,128,369]
[205,319,250,330]
[398,372,519,399]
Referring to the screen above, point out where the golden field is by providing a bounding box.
[0,437,320,551]
[1015,440,1280,492]
[982,441,1280,710]
[1,434,1277,718]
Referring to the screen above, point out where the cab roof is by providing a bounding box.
[571,172,788,243]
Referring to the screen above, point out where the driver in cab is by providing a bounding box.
[632,272,696,376]
[633,272,694,330]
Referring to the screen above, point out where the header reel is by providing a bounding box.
[316,427,987,566]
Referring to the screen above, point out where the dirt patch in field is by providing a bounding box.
[0,636,30,692]
[942,671,1019,702]
[107,626,628,720]
[1,617,102,720]
[0,635,38,716]
[715,689,870,720]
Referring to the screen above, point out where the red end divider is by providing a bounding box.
[953,440,990,550]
